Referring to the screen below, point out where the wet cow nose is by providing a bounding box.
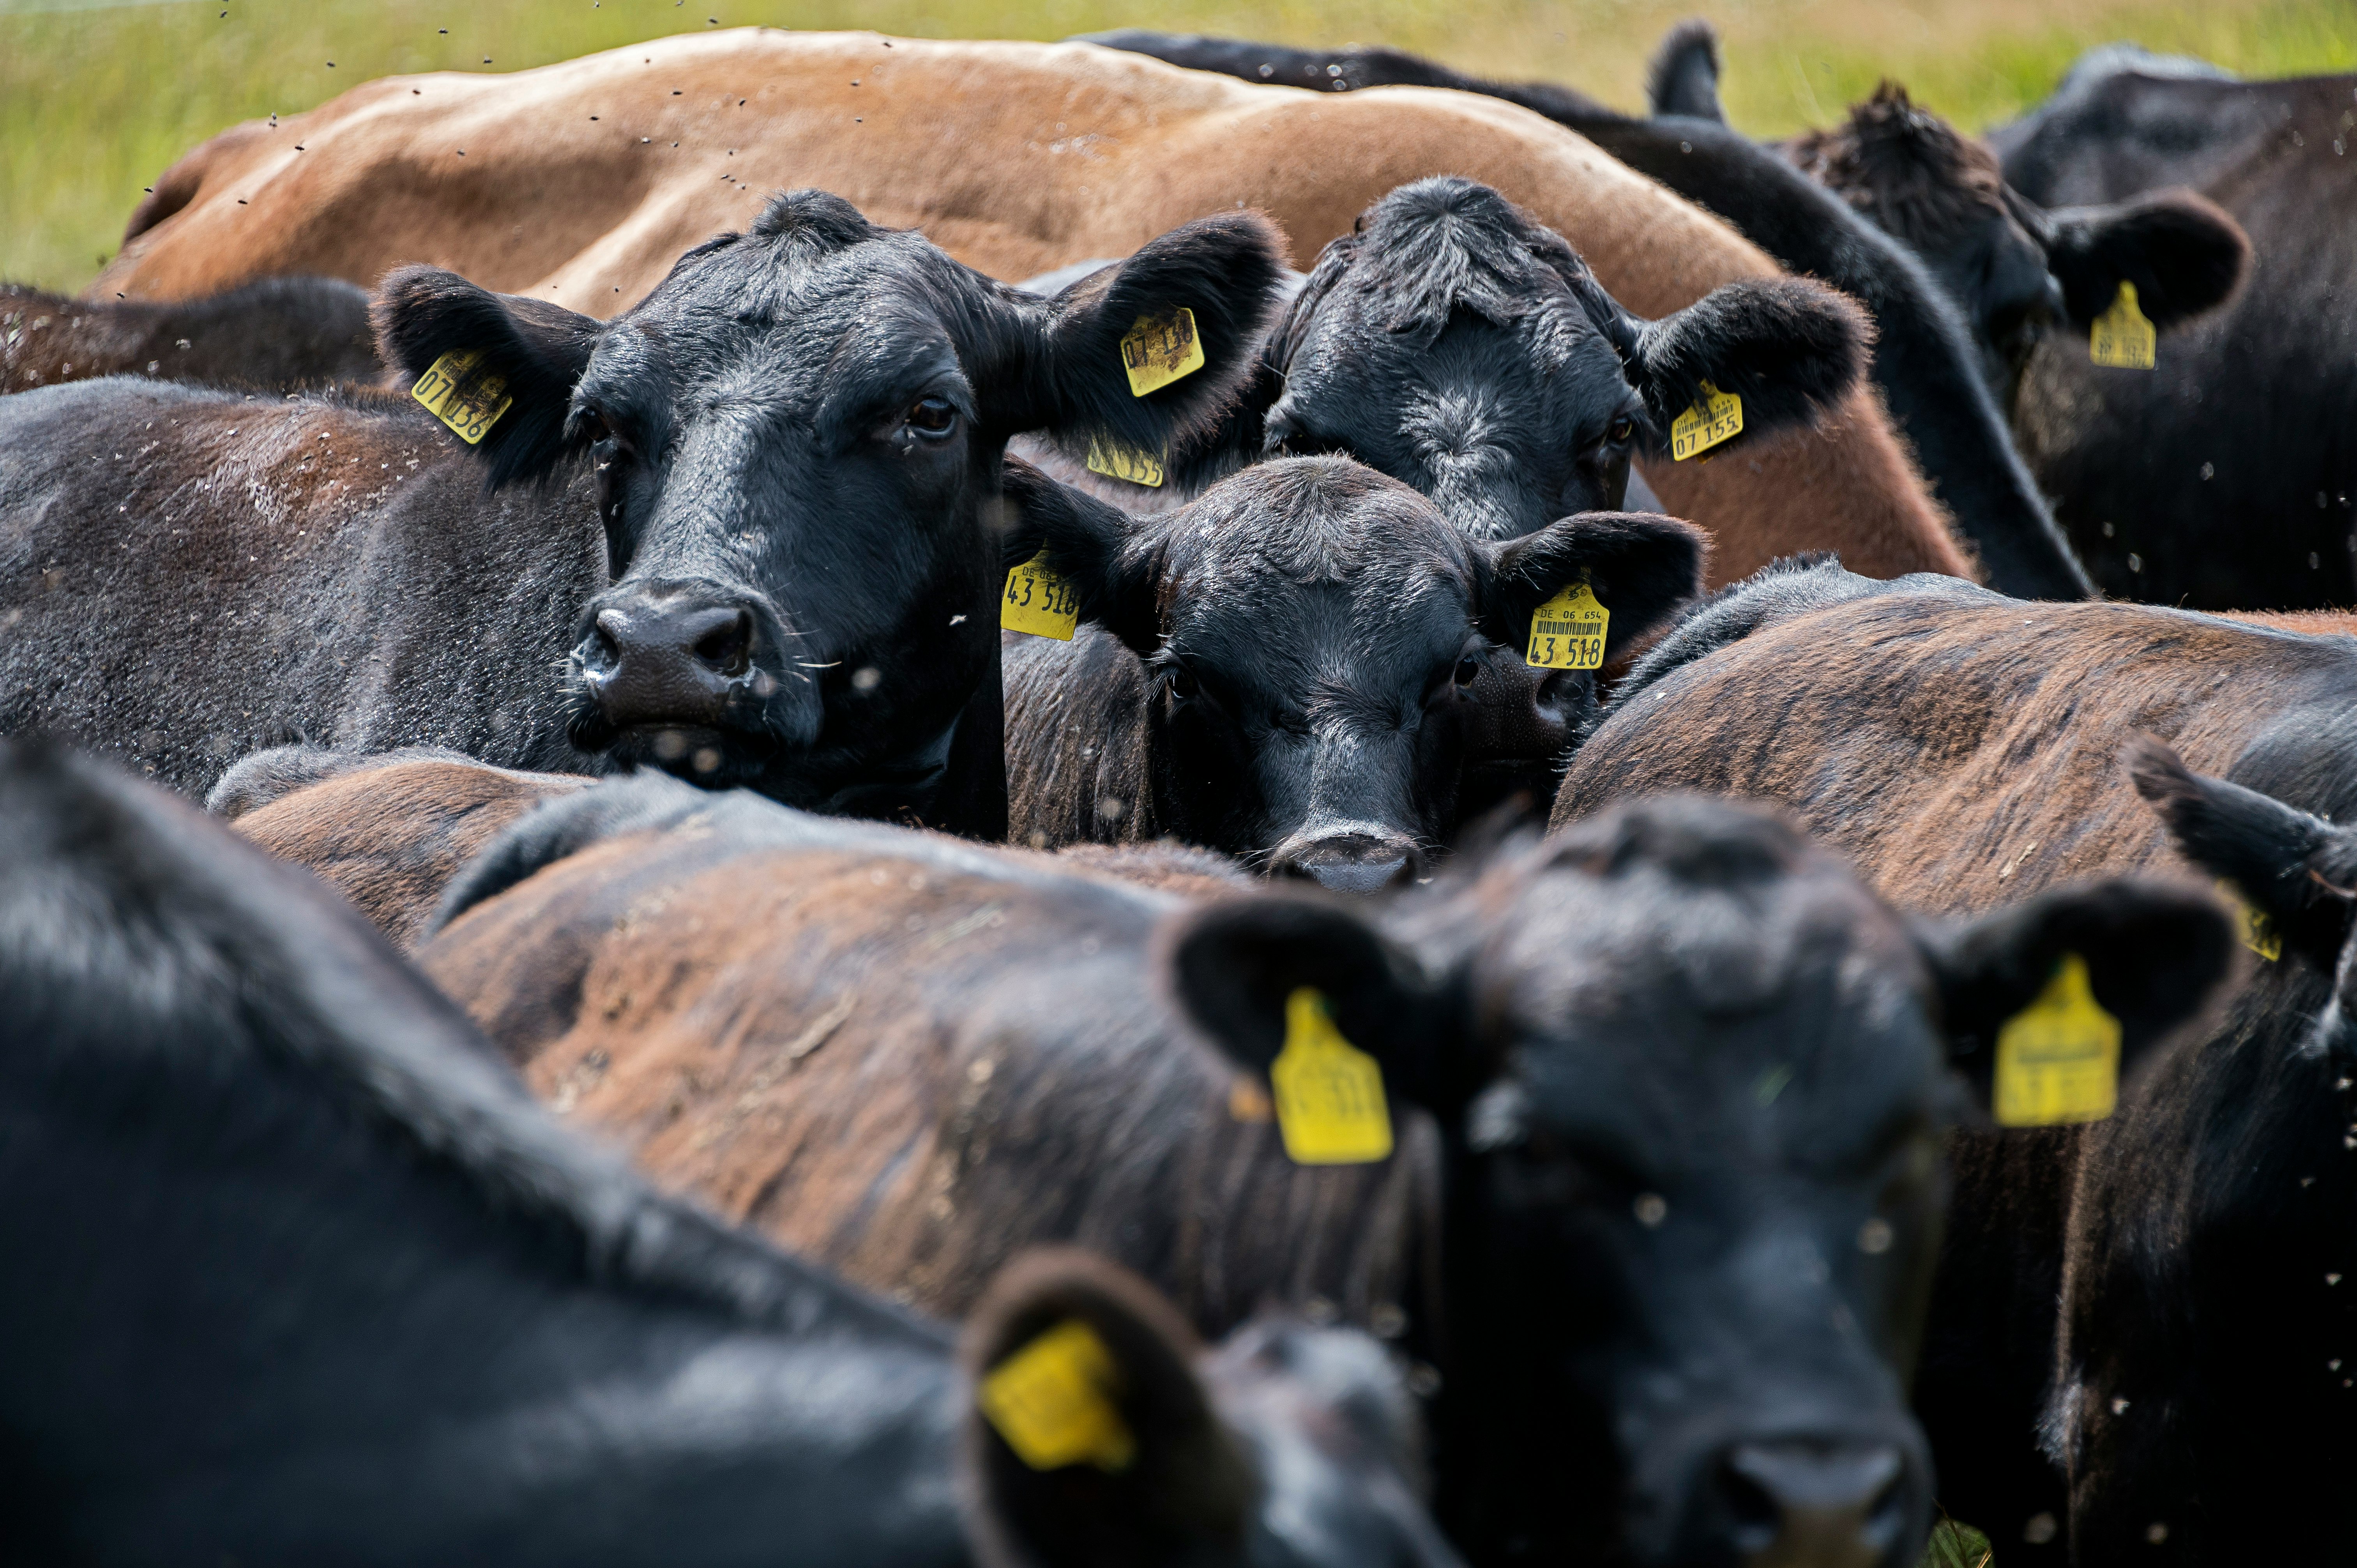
[1270,832,1426,895]
[1716,1441,1908,1568]
[583,592,758,727]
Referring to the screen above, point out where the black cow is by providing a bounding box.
[1991,49,2357,609]
[1080,29,2098,600]
[0,189,1284,835]
[1002,456,1702,888]
[2,276,385,393]
[0,737,1456,1568]
[1643,23,2249,409]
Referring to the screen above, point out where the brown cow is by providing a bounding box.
[1551,559,2357,1562]
[97,30,1972,590]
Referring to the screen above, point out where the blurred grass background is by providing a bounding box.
[5,0,2353,290]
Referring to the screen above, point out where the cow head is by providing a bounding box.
[1011,456,1701,890]
[375,190,1282,812]
[1249,178,1867,541]
[1166,795,2233,1565]
[1782,82,2248,401]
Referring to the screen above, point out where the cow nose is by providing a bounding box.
[581,591,759,727]
[1716,1441,1908,1568]
[1270,832,1426,895]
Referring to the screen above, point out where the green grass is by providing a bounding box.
[5,0,2354,290]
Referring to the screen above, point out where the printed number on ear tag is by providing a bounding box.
[2089,281,2157,370]
[1269,987,1393,1165]
[1994,953,2122,1127]
[1526,579,1609,671]
[1120,307,1205,398]
[1670,381,1742,461]
[979,1319,1136,1473]
[1086,434,1165,488]
[410,350,513,445]
[2217,879,2283,962]
[1002,552,1081,640]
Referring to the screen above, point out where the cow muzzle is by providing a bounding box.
[1712,1440,1912,1568]
[1268,828,1428,895]
[575,582,774,731]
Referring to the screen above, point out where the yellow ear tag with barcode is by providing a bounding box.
[1002,552,1081,640]
[1269,987,1394,1165]
[1086,434,1166,488]
[978,1319,1136,1473]
[1120,307,1205,397]
[1993,953,2122,1127]
[2217,879,2283,962]
[2089,281,2157,370]
[1670,380,1742,461]
[410,350,513,445]
[1526,579,1609,670]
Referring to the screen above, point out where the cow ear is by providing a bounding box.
[1023,211,1290,456]
[1919,878,2235,1113]
[2126,734,2357,972]
[1646,17,1726,121]
[961,1248,1254,1568]
[1477,511,1706,663]
[1624,278,1868,450]
[997,458,1164,655]
[1161,893,1471,1114]
[2041,189,2250,332]
[373,266,599,489]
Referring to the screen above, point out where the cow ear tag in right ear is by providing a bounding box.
[1002,552,1081,640]
[979,1319,1136,1473]
[2217,879,2283,962]
[1994,953,2122,1127]
[1670,380,1742,461]
[2089,281,2157,370]
[1526,577,1608,671]
[1269,987,1394,1165]
[410,349,513,445]
[1120,307,1205,397]
[1085,433,1166,488]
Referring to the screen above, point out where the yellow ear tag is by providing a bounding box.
[1525,578,1609,671]
[978,1319,1136,1473]
[409,350,513,445]
[1085,434,1166,488]
[1120,307,1205,398]
[2217,879,2283,962]
[1993,953,2122,1127]
[1002,551,1081,640]
[1269,987,1394,1165]
[2089,281,2157,370]
[1670,380,1742,461]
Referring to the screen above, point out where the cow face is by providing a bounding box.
[1013,457,1701,891]
[1257,178,1866,541]
[375,191,1281,810]
[1168,796,2232,1565]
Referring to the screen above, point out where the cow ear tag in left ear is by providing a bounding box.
[1671,380,1742,461]
[1526,577,1609,671]
[1269,987,1394,1165]
[1120,307,1205,397]
[1002,552,1080,640]
[2089,281,2157,370]
[1994,953,2122,1127]
[410,350,513,445]
[979,1319,1136,1473]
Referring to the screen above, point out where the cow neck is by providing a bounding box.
[813,708,960,822]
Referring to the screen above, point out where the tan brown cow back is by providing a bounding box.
[97,31,1970,590]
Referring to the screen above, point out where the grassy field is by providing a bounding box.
[4,0,2354,291]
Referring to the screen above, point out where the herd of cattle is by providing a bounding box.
[3,21,2353,1568]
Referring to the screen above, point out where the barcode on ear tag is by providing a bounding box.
[410,350,513,444]
[1993,953,2122,1127]
[1525,579,1608,670]
[1002,551,1080,640]
[2217,879,2283,962]
[1269,987,1393,1165]
[978,1319,1136,1473]
[1086,434,1165,488]
[1120,307,1204,398]
[2089,281,2157,369]
[1670,381,1742,461]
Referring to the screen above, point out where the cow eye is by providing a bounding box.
[1166,665,1199,700]
[1606,414,1636,445]
[906,396,958,438]
[1453,653,1483,687]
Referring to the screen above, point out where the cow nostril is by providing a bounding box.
[691,611,753,676]
[1719,1455,1784,1551]
[592,609,625,667]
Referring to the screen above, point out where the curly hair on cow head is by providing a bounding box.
[1784,81,2009,256]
